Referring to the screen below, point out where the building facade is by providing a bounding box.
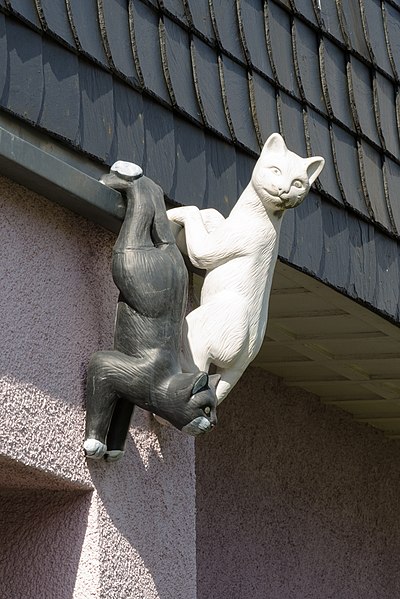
[1,1,400,597]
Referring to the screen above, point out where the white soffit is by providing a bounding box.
[252,262,400,438]
[192,262,400,438]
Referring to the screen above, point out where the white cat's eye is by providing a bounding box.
[270,166,281,176]
[293,180,303,188]
[204,406,211,416]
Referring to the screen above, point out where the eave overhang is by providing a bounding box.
[1,124,400,438]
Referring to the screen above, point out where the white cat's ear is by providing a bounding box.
[305,156,325,185]
[208,374,221,391]
[262,133,288,155]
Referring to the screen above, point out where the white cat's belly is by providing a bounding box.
[192,255,275,367]
[185,291,251,369]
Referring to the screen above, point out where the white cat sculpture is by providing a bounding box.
[168,133,325,404]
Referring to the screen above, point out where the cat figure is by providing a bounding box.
[168,133,324,404]
[84,162,219,462]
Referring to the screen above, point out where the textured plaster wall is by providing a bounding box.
[196,368,400,599]
[0,177,197,599]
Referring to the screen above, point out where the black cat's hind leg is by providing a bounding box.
[84,351,121,459]
[104,398,134,462]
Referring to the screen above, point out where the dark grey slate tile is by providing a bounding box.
[40,0,76,47]
[278,205,295,262]
[360,141,392,232]
[209,0,244,61]
[292,0,318,25]
[98,0,139,84]
[318,0,344,42]
[220,55,258,152]
[373,227,399,316]
[170,117,206,207]
[186,0,215,41]
[339,2,370,60]
[294,19,325,112]
[162,0,188,23]
[79,61,114,161]
[375,72,400,158]
[383,157,400,233]
[238,0,273,77]
[349,56,380,145]
[67,0,108,65]
[306,109,344,204]
[162,17,201,121]
[236,148,255,198]
[191,36,231,138]
[6,19,43,124]
[331,124,370,218]
[8,0,41,29]
[383,3,400,79]
[205,135,237,216]
[267,1,299,94]
[319,201,351,290]
[0,14,7,102]
[111,80,144,168]
[348,217,376,302]
[278,92,307,156]
[130,1,170,103]
[142,98,175,196]
[321,39,353,130]
[362,0,393,75]
[291,190,324,276]
[38,40,80,142]
[251,72,279,143]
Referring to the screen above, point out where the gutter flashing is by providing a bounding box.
[0,126,124,233]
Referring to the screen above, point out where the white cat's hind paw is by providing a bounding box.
[104,450,125,462]
[84,438,107,459]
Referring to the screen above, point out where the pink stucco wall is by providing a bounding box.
[3,175,400,599]
[196,368,400,598]
[0,177,197,599]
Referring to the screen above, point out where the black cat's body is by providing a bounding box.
[84,169,218,461]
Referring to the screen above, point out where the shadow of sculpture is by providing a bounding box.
[87,409,198,598]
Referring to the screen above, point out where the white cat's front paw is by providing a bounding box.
[167,206,198,224]
[84,438,107,460]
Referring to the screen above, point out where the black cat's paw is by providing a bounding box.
[84,438,107,460]
[104,450,125,462]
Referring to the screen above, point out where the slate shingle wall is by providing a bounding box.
[1,0,400,321]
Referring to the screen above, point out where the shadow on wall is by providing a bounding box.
[196,367,400,599]
[0,456,90,599]
[87,409,197,599]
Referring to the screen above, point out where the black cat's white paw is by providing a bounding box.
[84,438,107,460]
[111,161,143,181]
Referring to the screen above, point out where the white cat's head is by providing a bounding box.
[251,133,324,214]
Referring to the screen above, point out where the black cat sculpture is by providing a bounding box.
[84,162,218,461]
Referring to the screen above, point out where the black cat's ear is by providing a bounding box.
[191,372,209,394]
[208,374,221,391]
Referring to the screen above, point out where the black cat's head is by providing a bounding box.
[155,372,219,436]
